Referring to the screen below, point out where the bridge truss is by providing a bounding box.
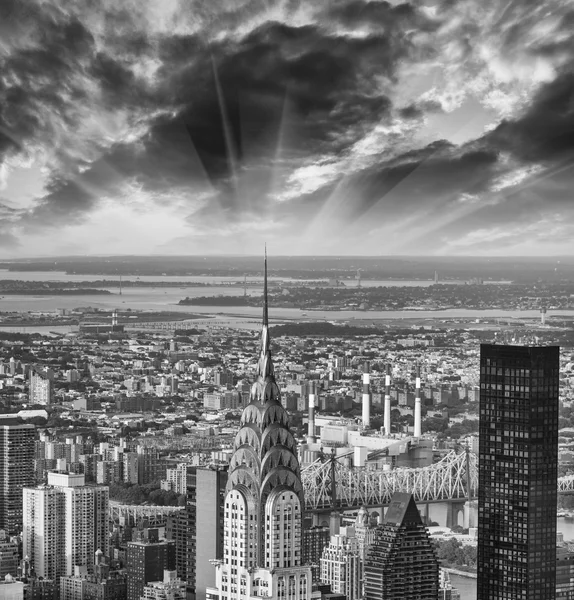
[301,450,478,511]
[302,450,574,511]
[109,501,184,526]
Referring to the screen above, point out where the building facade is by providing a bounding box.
[206,260,314,600]
[477,344,559,600]
[23,473,109,580]
[29,370,53,405]
[126,541,175,600]
[364,492,438,600]
[319,527,361,600]
[0,424,35,534]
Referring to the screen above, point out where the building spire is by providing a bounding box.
[263,244,268,327]
[257,246,273,380]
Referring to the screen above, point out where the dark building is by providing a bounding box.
[477,344,559,600]
[194,468,228,600]
[126,540,175,600]
[364,492,438,600]
[168,467,228,600]
[556,546,574,599]
[302,524,331,582]
[0,423,35,534]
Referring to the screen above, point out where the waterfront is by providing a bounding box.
[0,269,446,287]
[1,284,573,324]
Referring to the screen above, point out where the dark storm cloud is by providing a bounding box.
[324,0,437,33]
[488,72,574,162]
[156,21,402,184]
[43,17,408,221]
[329,143,500,226]
[0,3,95,164]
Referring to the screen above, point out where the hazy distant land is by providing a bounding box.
[0,256,573,283]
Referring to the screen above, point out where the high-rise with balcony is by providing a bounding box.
[206,255,314,600]
[0,422,35,534]
[23,472,109,580]
[364,492,438,600]
[477,344,559,600]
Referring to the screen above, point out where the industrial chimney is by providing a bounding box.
[414,364,422,438]
[362,362,371,429]
[384,363,392,436]
[307,382,316,444]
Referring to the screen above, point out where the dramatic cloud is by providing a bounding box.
[0,0,573,255]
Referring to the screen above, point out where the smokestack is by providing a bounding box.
[540,306,547,325]
[307,382,316,443]
[384,363,392,436]
[414,364,422,438]
[112,310,118,327]
[362,362,370,429]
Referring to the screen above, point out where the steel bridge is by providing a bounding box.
[123,320,260,330]
[109,453,574,520]
[301,450,574,512]
[109,501,184,526]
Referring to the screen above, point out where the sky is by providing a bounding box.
[0,0,573,257]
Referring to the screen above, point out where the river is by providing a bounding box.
[2,270,567,324]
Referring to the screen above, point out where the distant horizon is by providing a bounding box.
[2,254,574,261]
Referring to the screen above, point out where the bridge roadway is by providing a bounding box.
[123,319,260,330]
[301,450,574,513]
[109,451,574,522]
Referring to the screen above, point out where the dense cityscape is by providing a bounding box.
[0,256,573,600]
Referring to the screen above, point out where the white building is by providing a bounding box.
[29,370,53,405]
[0,576,24,600]
[23,473,109,580]
[142,570,186,600]
[320,527,362,600]
[161,464,195,495]
[206,268,316,600]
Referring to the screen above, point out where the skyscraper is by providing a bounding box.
[320,526,362,600]
[364,492,438,600]
[206,255,314,600]
[23,472,109,580]
[126,540,176,600]
[0,423,35,534]
[168,466,228,600]
[477,344,559,600]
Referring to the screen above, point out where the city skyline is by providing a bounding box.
[1,0,573,257]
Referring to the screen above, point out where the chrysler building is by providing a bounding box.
[206,255,314,600]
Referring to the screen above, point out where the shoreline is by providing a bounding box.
[442,567,477,579]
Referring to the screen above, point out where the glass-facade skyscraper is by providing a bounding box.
[477,344,559,600]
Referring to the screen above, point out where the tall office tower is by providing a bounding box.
[320,526,362,600]
[126,540,175,600]
[0,423,35,534]
[206,255,314,600]
[23,473,109,580]
[364,493,438,600]
[29,370,53,405]
[169,466,228,600]
[195,468,228,600]
[477,344,559,600]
